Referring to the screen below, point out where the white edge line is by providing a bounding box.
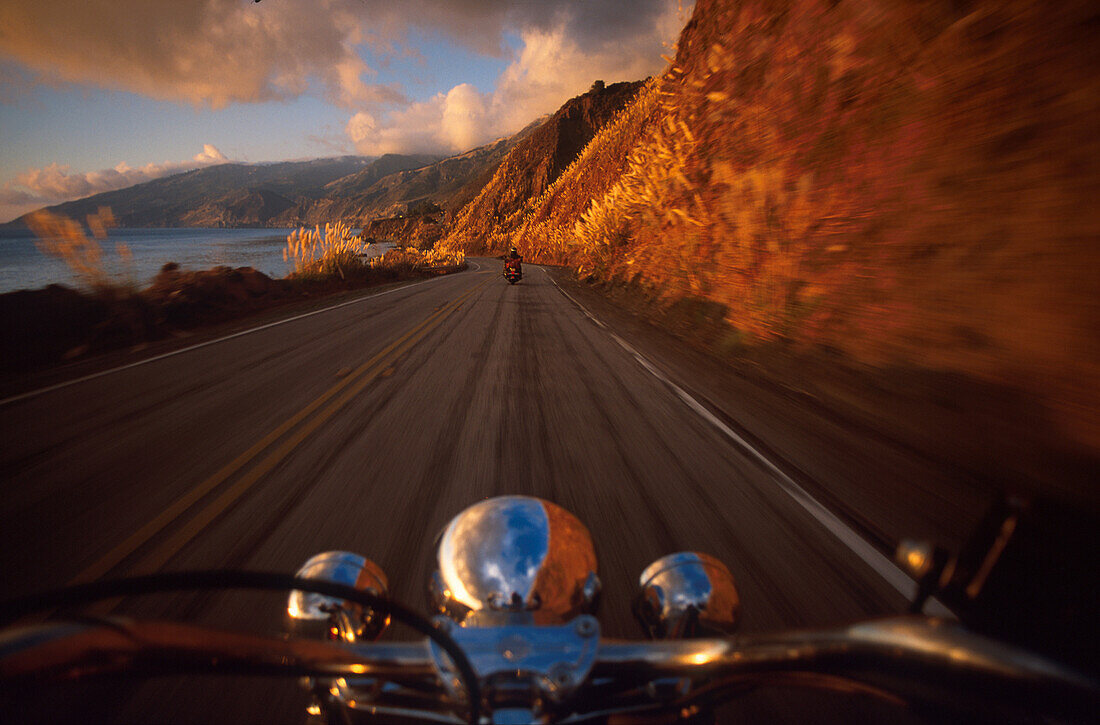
[546,273,952,618]
[1,267,473,408]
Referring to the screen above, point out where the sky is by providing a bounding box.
[0,0,692,223]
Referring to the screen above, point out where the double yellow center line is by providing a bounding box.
[71,280,487,589]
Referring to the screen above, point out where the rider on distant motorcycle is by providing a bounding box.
[504,246,522,276]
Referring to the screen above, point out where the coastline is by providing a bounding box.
[0,226,300,295]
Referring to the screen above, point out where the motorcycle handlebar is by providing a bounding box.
[3,616,1096,721]
[594,618,1099,720]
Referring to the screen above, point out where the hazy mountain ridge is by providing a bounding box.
[6,154,483,228]
[302,133,533,224]
[5,121,548,229]
[5,156,381,228]
[319,153,443,198]
[5,83,644,232]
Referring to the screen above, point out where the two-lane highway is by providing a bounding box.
[1,260,922,721]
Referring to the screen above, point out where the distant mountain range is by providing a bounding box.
[4,82,644,231]
[5,155,439,228]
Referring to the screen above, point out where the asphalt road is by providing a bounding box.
[1,259,934,722]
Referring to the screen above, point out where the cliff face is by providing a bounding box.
[361,214,445,250]
[443,80,646,250]
[641,0,1100,448]
[446,0,1100,450]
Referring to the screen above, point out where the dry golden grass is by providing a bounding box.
[511,80,665,263]
[445,0,1100,448]
[440,81,655,259]
[368,245,465,274]
[580,0,1100,444]
[283,221,366,279]
[29,210,465,294]
[28,207,135,294]
[285,222,465,281]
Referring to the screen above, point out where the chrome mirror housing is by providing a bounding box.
[287,551,390,641]
[430,496,600,625]
[634,552,741,638]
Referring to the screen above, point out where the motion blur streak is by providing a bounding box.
[68,281,486,590]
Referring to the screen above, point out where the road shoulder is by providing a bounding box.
[544,266,1099,552]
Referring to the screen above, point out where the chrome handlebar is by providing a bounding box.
[3,615,1096,723]
[4,493,1097,722]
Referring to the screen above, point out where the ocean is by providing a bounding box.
[0,227,335,294]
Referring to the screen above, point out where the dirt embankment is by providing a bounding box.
[446,0,1100,456]
[652,0,1100,453]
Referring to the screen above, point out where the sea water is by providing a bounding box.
[0,227,370,294]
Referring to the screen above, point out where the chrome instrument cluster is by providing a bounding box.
[286,496,745,719]
[429,615,601,706]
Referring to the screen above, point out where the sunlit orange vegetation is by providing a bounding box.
[501,80,665,263]
[440,80,662,260]
[285,222,464,280]
[448,0,1100,449]
[28,207,134,294]
[283,222,366,279]
[369,245,466,275]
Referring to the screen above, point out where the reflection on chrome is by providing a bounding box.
[635,551,741,638]
[431,496,600,625]
[287,551,390,641]
[895,539,936,579]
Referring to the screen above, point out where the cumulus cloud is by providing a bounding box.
[2,145,230,220]
[191,144,229,165]
[348,83,493,156]
[0,0,405,109]
[1,0,690,157]
[346,1,692,155]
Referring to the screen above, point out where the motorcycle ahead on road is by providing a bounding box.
[1,495,1096,723]
[503,258,522,285]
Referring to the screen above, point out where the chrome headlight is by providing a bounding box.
[430,496,600,625]
[287,551,390,641]
[634,551,740,638]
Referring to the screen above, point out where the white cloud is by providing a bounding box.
[1,0,692,196]
[441,84,490,152]
[345,2,691,156]
[346,83,492,156]
[192,144,229,165]
[347,99,457,156]
[2,145,231,220]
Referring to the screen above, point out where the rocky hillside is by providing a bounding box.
[179,187,297,227]
[444,0,1100,453]
[304,128,538,224]
[361,213,446,250]
[443,80,646,250]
